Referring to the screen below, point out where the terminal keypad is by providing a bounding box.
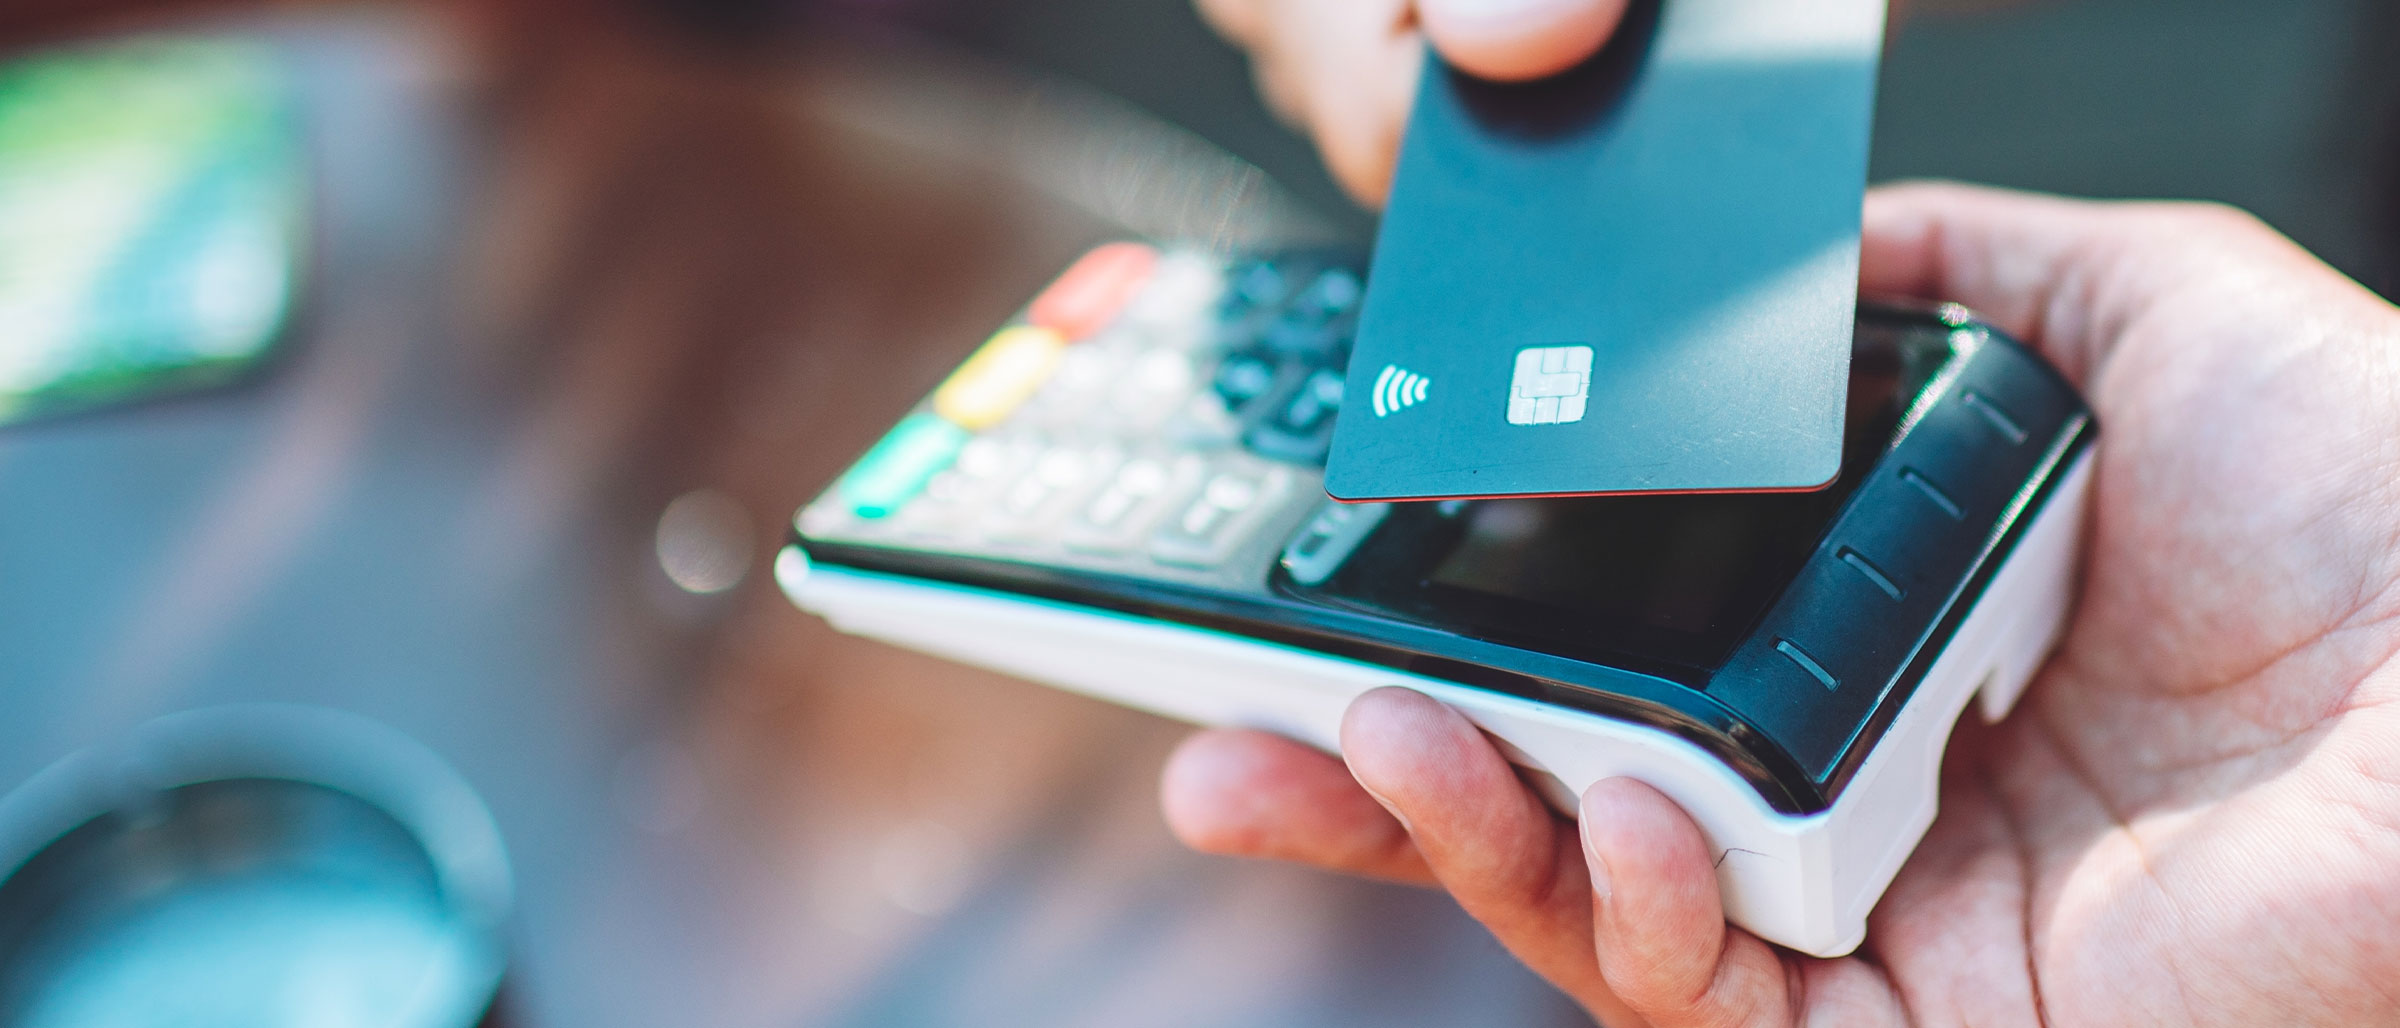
[807,246,1366,583]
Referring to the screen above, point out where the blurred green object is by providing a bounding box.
[0,36,304,424]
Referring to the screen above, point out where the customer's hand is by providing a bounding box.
[1160,182,2400,1026]
[1193,0,1628,205]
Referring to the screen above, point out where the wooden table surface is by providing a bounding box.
[0,12,1585,1026]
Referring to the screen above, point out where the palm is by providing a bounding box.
[1871,220,2400,1024]
[1160,187,2400,1027]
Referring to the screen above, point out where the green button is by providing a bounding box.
[837,413,970,518]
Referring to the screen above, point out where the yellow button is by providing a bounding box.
[933,326,1066,430]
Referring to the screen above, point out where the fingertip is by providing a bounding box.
[1859,179,2020,276]
[1419,0,1628,82]
[1306,35,1423,211]
[1341,684,1454,729]
[1192,0,1261,47]
[1157,730,1262,854]
[1577,777,1715,902]
[1162,729,1356,855]
[1318,115,1405,211]
[1160,727,1434,882]
[1339,686,1454,746]
[1858,181,2128,384]
[1579,777,1749,1016]
[1342,690,1614,1000]
[1337,687,1480,795]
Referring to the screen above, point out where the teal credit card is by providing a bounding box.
[0,37,305,425]
[1326,0,1884,501]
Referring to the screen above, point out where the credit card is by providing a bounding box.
[1325,0,1885,502]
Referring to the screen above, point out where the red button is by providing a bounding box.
[1029,242,1158,341]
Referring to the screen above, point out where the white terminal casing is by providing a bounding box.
[778,449,2093,958]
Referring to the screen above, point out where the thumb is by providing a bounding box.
[1418,0,1629,81]
[1860,181,2372,388]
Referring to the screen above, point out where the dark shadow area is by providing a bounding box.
[1447,0,1660,143]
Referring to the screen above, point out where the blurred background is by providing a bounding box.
[0,0,2393,1025]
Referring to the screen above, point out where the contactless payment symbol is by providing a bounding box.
[1507,345,1593,426]
[1371,364,1431,418]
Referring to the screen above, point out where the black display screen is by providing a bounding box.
[1289,314,1958,675]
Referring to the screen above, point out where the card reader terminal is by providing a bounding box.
[780,244,2096,957]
